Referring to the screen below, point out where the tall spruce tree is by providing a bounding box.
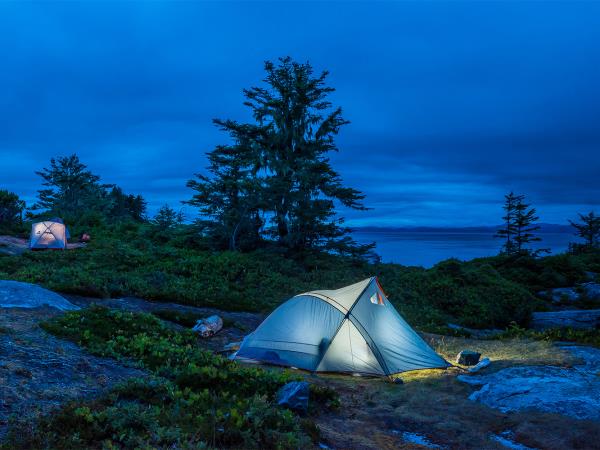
[34,154,106,217]
[495,192,545,255]
[494,191,519,254]
[569,211,600,249]
[106,186,147,222]
[187,57,372,254]
[513,197,544,254]
[186,141,263,251]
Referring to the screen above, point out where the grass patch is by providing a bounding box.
[4,306,338,449]
[497,323,600,348]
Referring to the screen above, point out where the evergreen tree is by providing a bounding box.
[495,192,545,255]
[187,57,372,255]
[494,192,519,255]
[106,186,147,222]
[186,141,263,251]
[153,204,184,229]
[0,189,26,230]
[34,154,107,217]
[569,211,600,249]
[513,197,545,254]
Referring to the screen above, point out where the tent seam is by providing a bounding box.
[344,277,393,375]
[313,277,375,373]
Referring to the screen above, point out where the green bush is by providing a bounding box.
[1,224,598,329]
[5,306,336,449]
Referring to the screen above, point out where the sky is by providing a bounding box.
[1,1,599,227]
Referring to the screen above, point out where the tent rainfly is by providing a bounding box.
[29,220,67,250]
[235,277,448,377]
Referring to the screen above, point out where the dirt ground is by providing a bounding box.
[0,235,86,256]
[2,294,600,449]
[310,337,600,450]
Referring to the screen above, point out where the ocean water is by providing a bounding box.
[352,230,576,268]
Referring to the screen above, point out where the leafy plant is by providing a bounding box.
[5,306,337,449]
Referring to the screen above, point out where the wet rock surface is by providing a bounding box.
[0,307,145,440]
[458,346,600,420]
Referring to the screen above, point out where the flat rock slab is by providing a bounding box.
[458,346,600,420]
[531,309,600,330]
[0,280,79,311]
[0,307,145,440]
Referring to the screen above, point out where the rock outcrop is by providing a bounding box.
[458,346,600,420]
[0,280,79,311]
[531,309,600,330]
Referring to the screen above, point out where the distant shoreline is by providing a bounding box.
[351,223,573,234]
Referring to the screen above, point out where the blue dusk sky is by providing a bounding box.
[1,1,599,227]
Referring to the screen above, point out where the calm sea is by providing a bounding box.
[352,229,576,268]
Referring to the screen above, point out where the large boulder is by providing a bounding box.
[456,350,481,366]
[0,280,79,311]
[277,381,310,413]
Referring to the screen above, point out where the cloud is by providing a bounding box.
[1,1,599,225]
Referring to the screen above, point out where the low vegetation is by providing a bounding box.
[3,306,338,449]
[497,323,600,348]
[1,221,599,330]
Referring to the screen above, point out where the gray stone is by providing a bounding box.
[277,381,310,413]
[531,309,600,330]
[192,315,223,337]
[458,346,600,420]
[0,280,79,311]
[581,282,600,301]
[456,350,481,366]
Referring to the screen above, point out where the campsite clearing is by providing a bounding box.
[2,290,599,449]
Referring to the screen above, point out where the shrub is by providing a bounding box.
[5,306,331,449]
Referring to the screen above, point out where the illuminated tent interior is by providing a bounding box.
[235,277,448,377]
[29,220,67,250]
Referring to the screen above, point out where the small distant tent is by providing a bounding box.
[29,220,67,250]
[235,277,448,377]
